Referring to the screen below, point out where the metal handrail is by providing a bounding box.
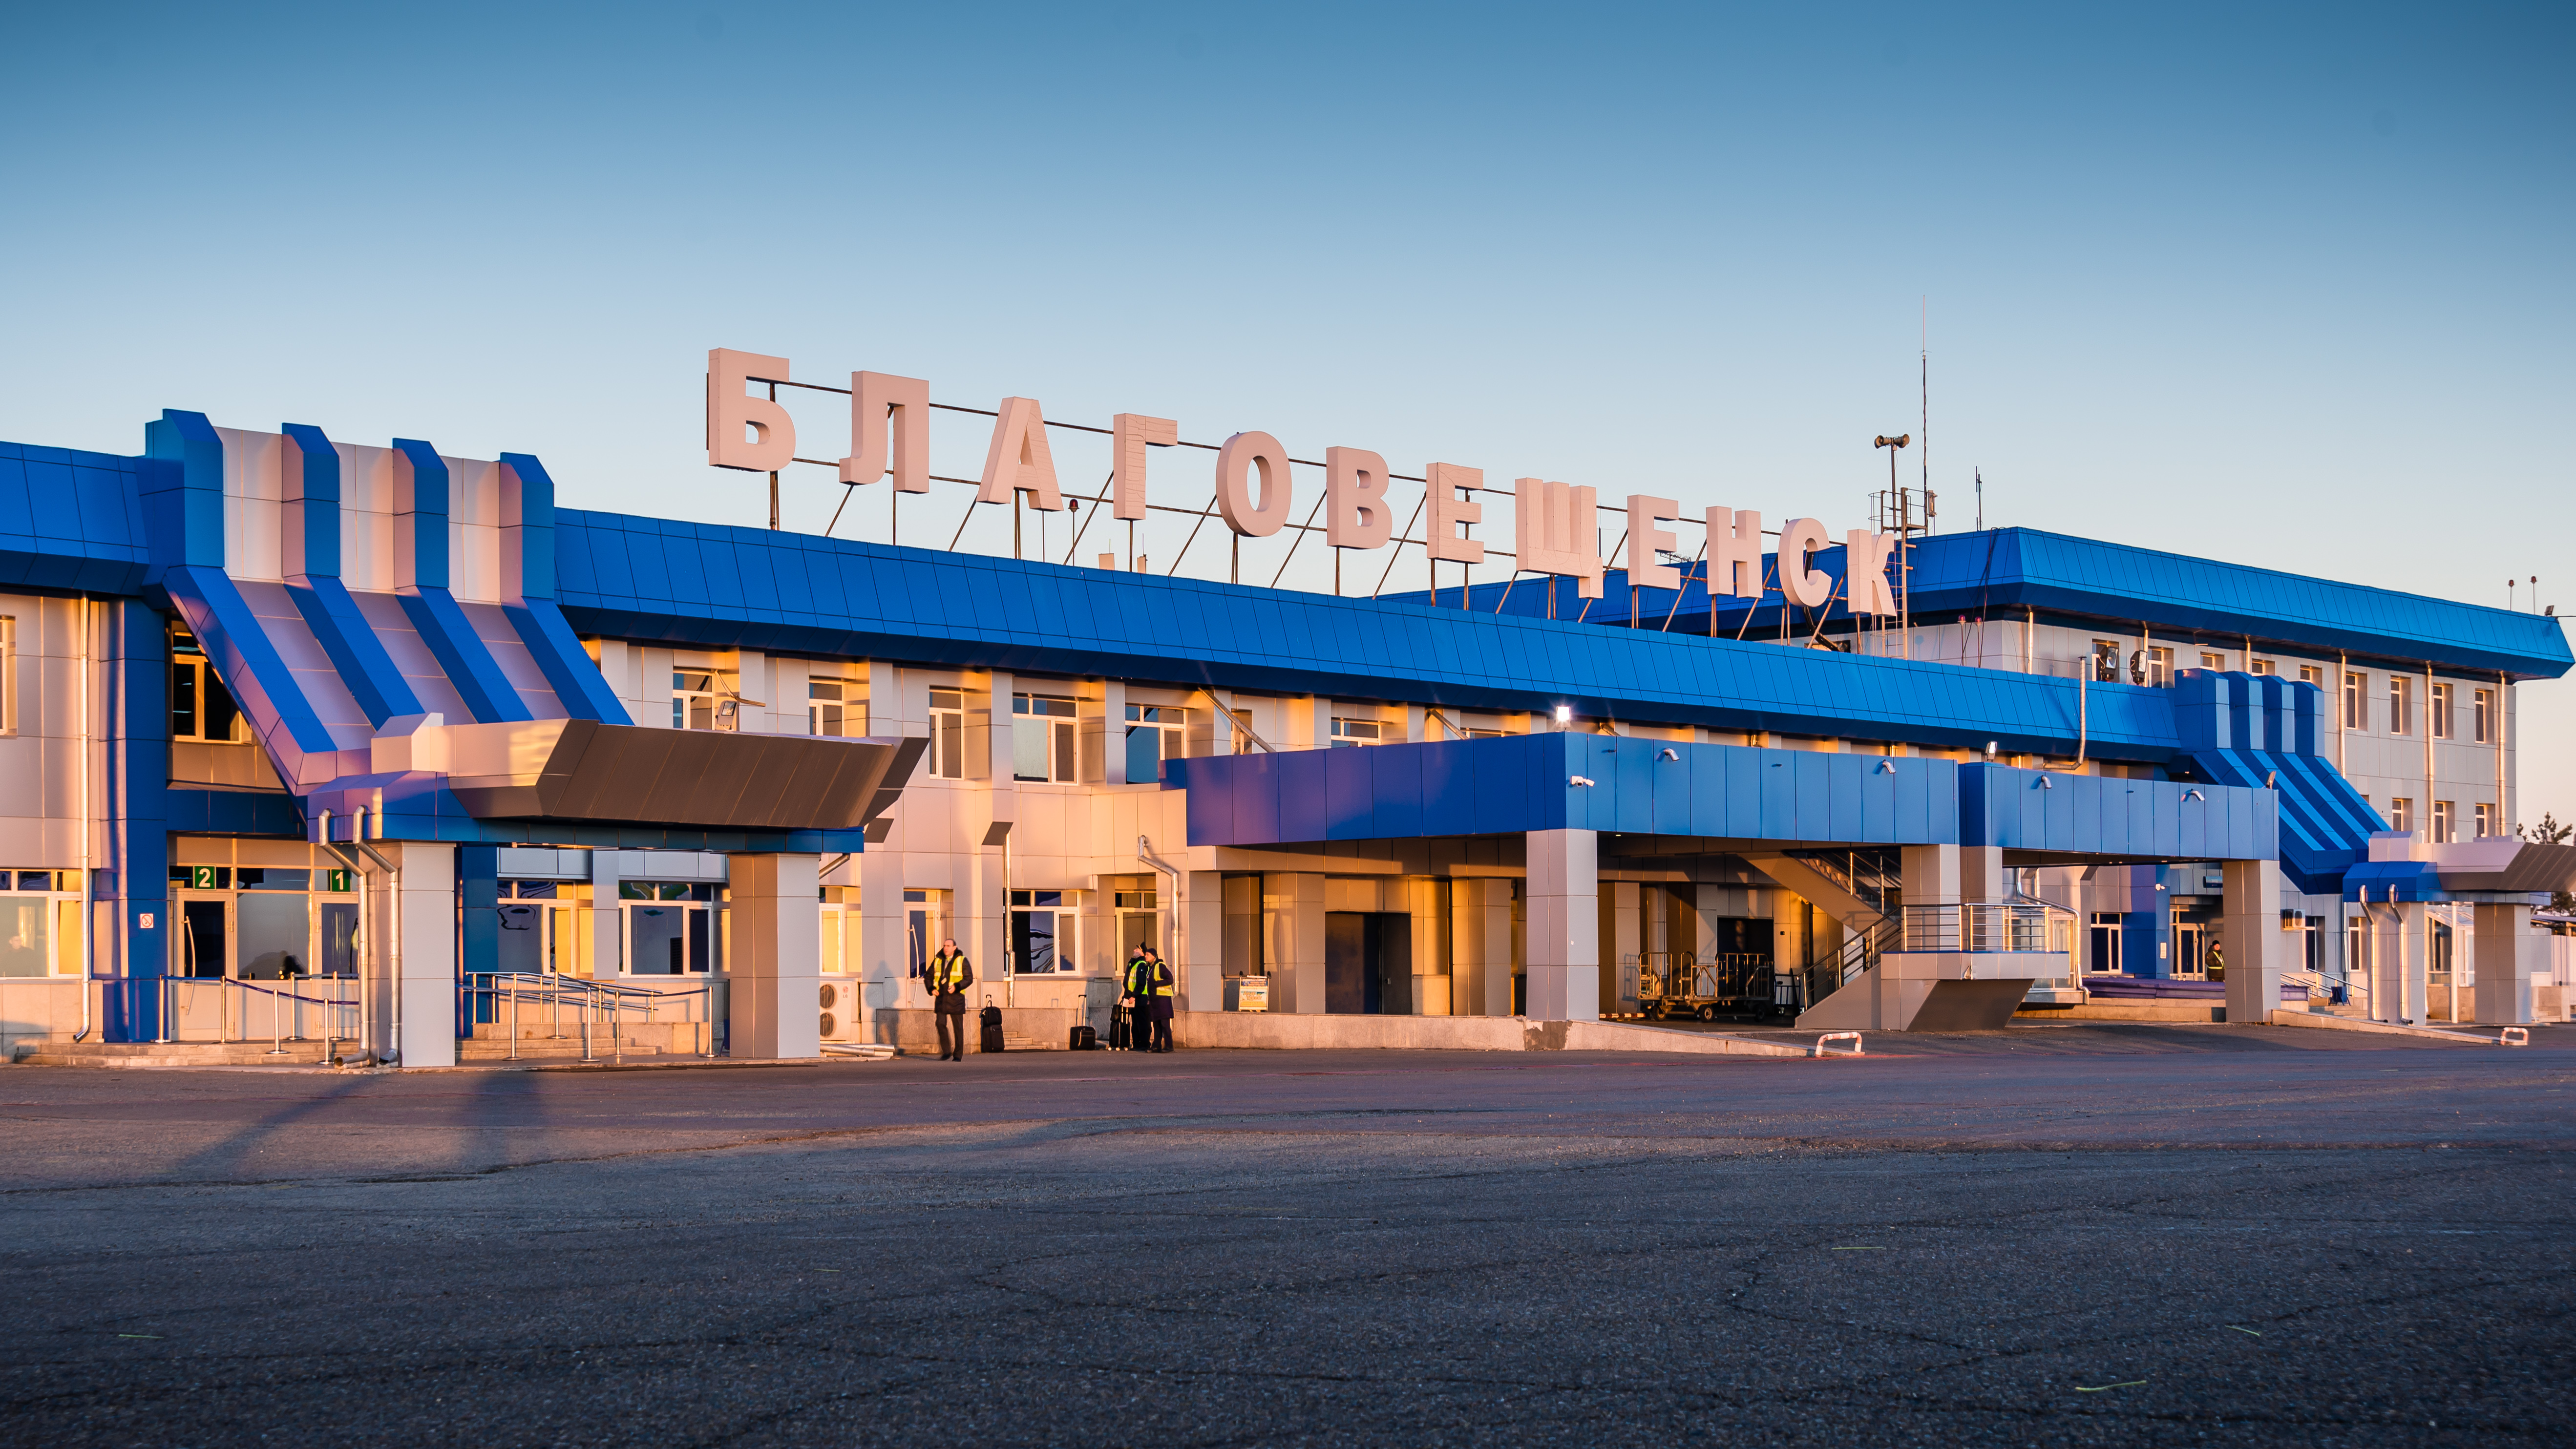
[129,975,362,1062]
[463,972,720,1063]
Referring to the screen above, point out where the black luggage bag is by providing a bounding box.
[979,1003,1005,1054]
[1109,1003,1133,1050]
[1070,1025,1098,1050]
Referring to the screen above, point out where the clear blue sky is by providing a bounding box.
[5,2,2570,816]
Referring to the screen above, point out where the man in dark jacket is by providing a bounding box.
[1125,945,1176,1053]
[926,938,973,1061]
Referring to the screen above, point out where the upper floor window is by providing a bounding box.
[169,625,247,743]
[2429,682,2452,740]
[1125,704,1185,783]
[2388,797,2414,833]
[2475,802,2499,838]
[809,677,861,737]
[671,669,740,731]
[2091,640,2121,683]
[928,688,966,779]
[2297,664,2323,688]
[2387,675,2411,736]
[2200,651,2227,672]
[2431,800,2455,844]
[2145,646,2173,687]
[2474,688,2495,744]
[1330,717,1385,747]
[2342,672,2366,730]
[2250,659,2276,676]
[1014,693,1077,782]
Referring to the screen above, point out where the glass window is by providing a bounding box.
[2091,640,2121,683]
[2474,688,2494,744]
[1330,717,1384,747]
[2200,651,2226,671]
[2146,647,2173,687]
[1010,888,1071,974]
[0,615,12,733]
[2388,676,2411,736]
[2430,682,2451,739]
[1125,703,1185,782]
[168,624,246,743]
[1014,693,1078,782]
[0,871,76,979]
[2432,800,2455,844]
[809,677,861,737]
[2342,672,2366,730]
[2475,802,2498,838]
[2250,659,2276,676]
[2389,798,2414,833]
[928,688,965,779]
[672,669,739,731]
[2297,665,2323,687]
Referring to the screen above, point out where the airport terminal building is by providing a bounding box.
[1,395,2570,1065]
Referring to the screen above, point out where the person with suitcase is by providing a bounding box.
[926,938,973,1061]
[1126,945,1176,1053]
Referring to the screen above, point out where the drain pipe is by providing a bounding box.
[73,594,94,1042]
[1137,834,1182,997]
[343,807,401,1064]
[2045,669,2089,772]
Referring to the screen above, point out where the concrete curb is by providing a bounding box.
[1172,1011,1807,1058]
[2265,1009,2499,1045]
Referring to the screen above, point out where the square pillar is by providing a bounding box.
[1452,877,1515,1016]
[1407,877,1452,1016]
[2473,902,2536,1025]
[384,842,455,1069]
[728,853,821,1059]
[1960,846,2007,905]
[1263,872,1328,1013]
[1179,869,1223,1012]
[1525,828,1598,1021]
[2371,904,2430,1025]
[1901,844,1963,906]
[2222,859,2293,1025]
[588,849,623,978]
[1606,880,1641,1016]
[857,844,912,1011]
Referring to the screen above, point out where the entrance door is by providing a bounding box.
[1325,912,1410,1014]
[626,903,710,975]
[2088,912,2123,975]
[181,898,228,978]
[497,903,548,974]
[2173,921,2208,979]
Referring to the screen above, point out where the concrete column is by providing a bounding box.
[2222,859,2293,1025]
[1606,880,1641,1015]
[858,844,911,1011]
[967,836,1007,1010]
[2473,902,2537,1025]
[391,842,455,1069]
[588,849,623,978]
[1960,846,2008,904]
[2371,903,2429,1025]
[1525,828,1598,1021]
[1263,872,1327,1013]
[728,853,821,1060]
[1902,844,1962,906]
[1408,877,1451,1015]
[1452,877,1515,1016]
[1179,869,1223,1012]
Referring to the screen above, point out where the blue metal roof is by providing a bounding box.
[0,441,150,593]
[1162,734,2278,862]
[553,509,2187,759]
[1390,527,2571,681]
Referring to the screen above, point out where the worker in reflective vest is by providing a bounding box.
[926,939,974,1062]
[1125,945,1176,1053]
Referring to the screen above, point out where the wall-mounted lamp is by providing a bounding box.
[2184,788,2206,801]
[1877,758,1897,774]
[1984,740,1998,759]
[1658,747,1679,761]
[2036,776,2053,790]
[1569,775,1596,787]
[1553,705,1573,725]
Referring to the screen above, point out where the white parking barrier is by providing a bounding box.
[1813,1031,1864,1058]
[2498,1027,2530,1048]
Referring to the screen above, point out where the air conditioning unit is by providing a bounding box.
[819,979,863,1041]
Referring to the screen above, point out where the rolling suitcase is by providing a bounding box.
[1109,1003,1133,1050]
[979,1003,1005,1054]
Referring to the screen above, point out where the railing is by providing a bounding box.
[1901,902,2068,953]
[1629,950,1776,1017]
[461,972,722,1062]
[1784,848,1903,916]
[122,976,363,1060]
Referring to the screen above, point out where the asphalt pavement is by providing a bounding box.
[3,1023,2570,1446]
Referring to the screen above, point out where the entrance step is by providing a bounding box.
[456,1039,692,1062]
[13,1040,368,1068]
